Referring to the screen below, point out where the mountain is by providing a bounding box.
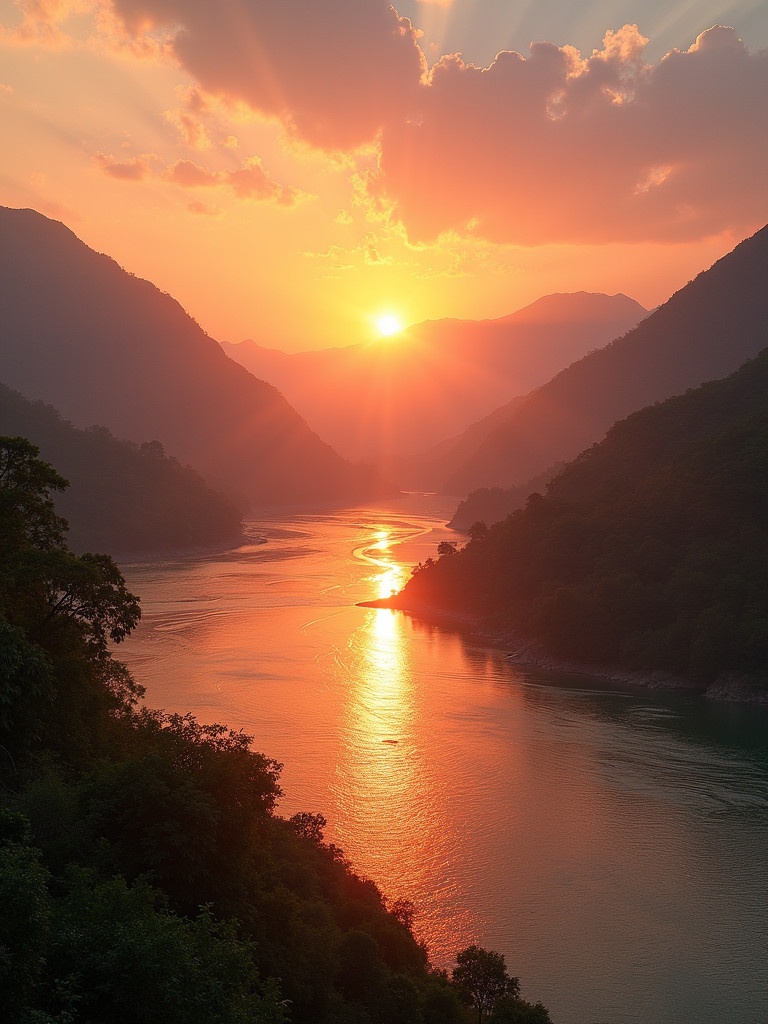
[0,383,243,555]
[440,225,768,495]
[447,465,563,532]
[389,344,768,689]
[222,292,646,464]
[0,207,392,507]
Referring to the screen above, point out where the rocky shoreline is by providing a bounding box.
[358,598,768,704]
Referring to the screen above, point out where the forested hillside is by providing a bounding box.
[0,384,243,554]
[448,467,563,532]
[393,348,768,687]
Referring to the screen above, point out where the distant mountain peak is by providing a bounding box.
[499,291,647,326]
[223,291,646,466]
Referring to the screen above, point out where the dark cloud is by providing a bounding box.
[110,0,426,149]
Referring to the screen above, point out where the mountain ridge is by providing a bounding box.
[441,225,768,495]
[0,206,392,507]
[0,382,244,555]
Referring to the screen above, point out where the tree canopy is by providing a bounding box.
[453,945,520,1023]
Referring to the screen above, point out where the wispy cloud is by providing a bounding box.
[163,156,309,206]
[94,151,156,180]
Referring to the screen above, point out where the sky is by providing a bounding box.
[1,0,766,351]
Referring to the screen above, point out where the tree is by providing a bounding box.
[452,945,520,1024]
[0,435,68,553]
[0,436,142,755]
[468,521,489,543]
[1,440,140,654]
[289,810,327,844]
[437,541,459,557]
[22,548,140,651]
[140,439,166,458]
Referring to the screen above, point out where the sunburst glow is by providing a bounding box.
[375,313,403,338]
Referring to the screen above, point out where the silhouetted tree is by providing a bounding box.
[452,945,520,1024]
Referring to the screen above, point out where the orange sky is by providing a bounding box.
[1,0,766,351]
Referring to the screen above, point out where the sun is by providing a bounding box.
[375,313,403,338]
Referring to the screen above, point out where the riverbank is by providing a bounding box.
[359,597,768,704]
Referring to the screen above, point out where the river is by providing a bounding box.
[119,494,768,1024]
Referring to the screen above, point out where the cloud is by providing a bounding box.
[93,144,305,205]
[163,107,212,150]
[18,4,766,245]
[187,199,222,216]
[164,156,308,205]
[94,151,155,180]
[0,0,84,46]
[108,0,426,149]
[376,24,768,244]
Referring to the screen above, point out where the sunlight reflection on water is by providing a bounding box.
[331,602,479,959]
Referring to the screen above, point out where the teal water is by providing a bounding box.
[120,495,768,1024]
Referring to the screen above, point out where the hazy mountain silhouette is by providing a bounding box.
[440,225,768,496]
[447,465,564,532]
[222,292,646,464]
[0,383,244,555]
[0,206,392,506]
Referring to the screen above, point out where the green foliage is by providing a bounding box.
[0,434,68,551]
[289,810,327,843]
[39,870,288,1024]
[0,437,143,759]
[437,541,459,557]
[21,549,140,650]
[83,711,283,910]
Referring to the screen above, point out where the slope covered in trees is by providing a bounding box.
[0,206,392,507]
[0,384,243,555]
[393,348,768,688]
[0,437,551,1024]
[441,225,768,496]
[448,466,563,533]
